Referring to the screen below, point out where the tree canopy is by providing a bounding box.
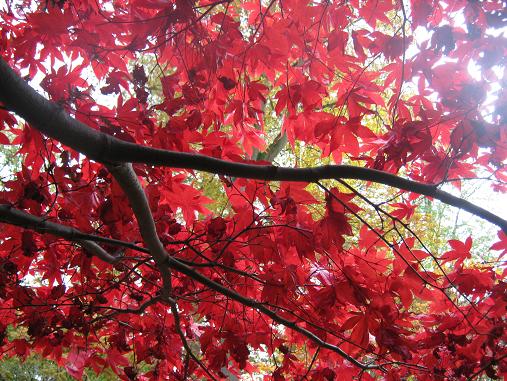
[0,0,506,379]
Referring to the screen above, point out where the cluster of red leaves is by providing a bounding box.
[0,0,506,379]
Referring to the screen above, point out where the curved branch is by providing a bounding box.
[0,57,505,232]
[106,163,173,297]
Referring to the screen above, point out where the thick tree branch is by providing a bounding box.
[106,163,173,297]
[0,204,121,263]
[0,204,149,254]
[77,240,121,264]
[0,58,505,232]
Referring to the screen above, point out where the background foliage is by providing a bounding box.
[0,0,506,379]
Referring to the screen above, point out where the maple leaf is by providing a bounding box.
[65,347,94,380]
[106,348,130,375]
[440,237,472,266]
[342,313,370,348]
[491,230,507,260]
[389,201,416,221]
[206,217,227,241]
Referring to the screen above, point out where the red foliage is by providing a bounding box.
[0,0,506,379]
